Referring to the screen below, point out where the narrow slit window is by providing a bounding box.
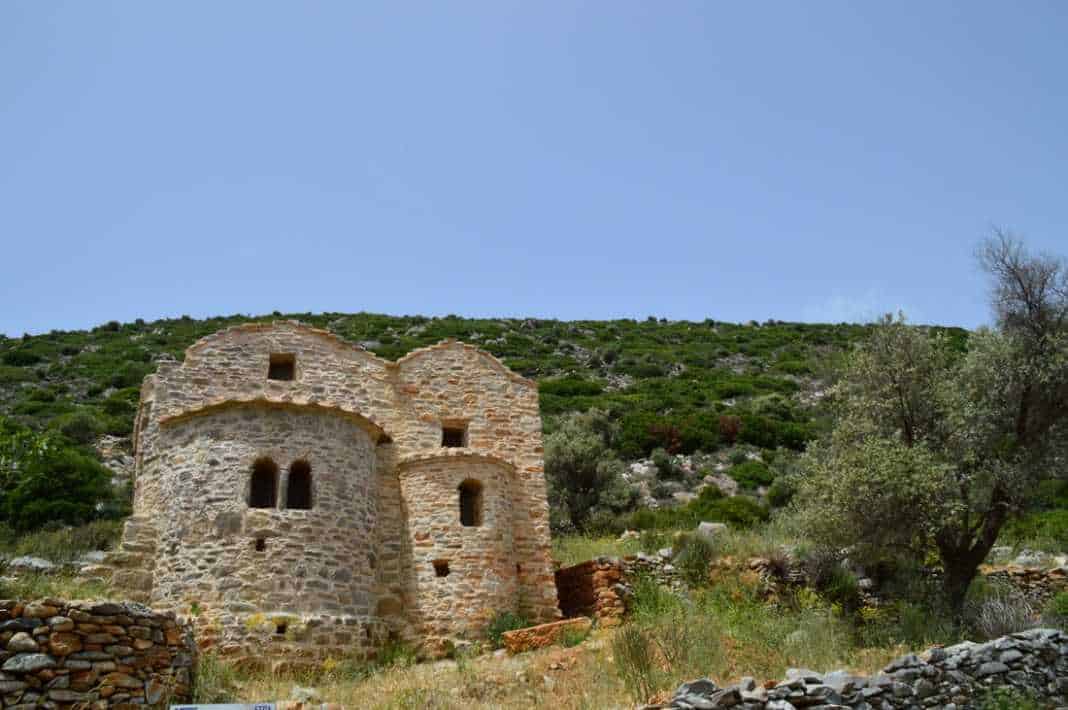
[249,458,278,508]
[458,479,483,527]
[254,537,266,552]
[441,423,466,448]
[286,460,312,510]
[268,353,296,381]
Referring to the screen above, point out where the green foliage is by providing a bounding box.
[727,460,774,489]
[672,532,718,587]
[192,652,242,703]
[767,476,796,508]
[1043,592,1068,628]
[1,312,871,477]
[798,284,1068,613]
[539,376,604,397]
[375,639,419,668]
[978,687,1043,710]
[821,567,862,611]
[560,625,590,647]
[544,409,637,532]
[0,416,118,532]
[616,487,768,532]
[650,448,683,480]
[486,611,528,649]
[611,625,658,703]
[0,572,111,602]
[3,519,123,563]
[56,411,103,445]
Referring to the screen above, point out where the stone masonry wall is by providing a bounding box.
[0,599,195,708]
[150,405,383,663]
[398,454,518,648]
[394,342,558,624]
[100,321,559,659]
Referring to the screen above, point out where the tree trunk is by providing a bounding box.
[942,557,980,618]
[939,528,1004,618]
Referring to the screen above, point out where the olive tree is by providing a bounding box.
[797,232,1068,614]
[544,409,636,532]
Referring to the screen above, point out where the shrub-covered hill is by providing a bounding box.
[0,311,967,459]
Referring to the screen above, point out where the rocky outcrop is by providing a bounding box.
[657,628,1068,709]
[0,598,195,708]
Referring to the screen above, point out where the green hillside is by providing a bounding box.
[0,312,912,455]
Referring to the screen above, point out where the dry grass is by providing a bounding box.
[205,569,934,709]
[0,572,115,601]
[214,632,633,709]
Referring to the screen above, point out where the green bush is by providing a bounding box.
[651,448,682,480]
[1001,509,1068,550]
[728,460,774,489]
[672,532,717,587]
[0,417,118,532]
[486,611,528,649]
[611,625,658,703]
[822,567,862,610]
[57,412,103,445]
[616,487,768,531]
[1043,591,1068,628]
[103,387,140,417]
[713,496,771,526]
[767,477,796,508]
[560,625,590,647]
[978,687,1043,710]
[539,377,604,397]
[2,350,42,367]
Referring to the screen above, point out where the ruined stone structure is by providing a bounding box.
[96,321,559,664]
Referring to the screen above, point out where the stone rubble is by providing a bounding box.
[654,628,1068,710]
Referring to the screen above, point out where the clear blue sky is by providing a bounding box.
[3,2,1067,337]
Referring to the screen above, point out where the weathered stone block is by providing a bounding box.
[502,617,592,654]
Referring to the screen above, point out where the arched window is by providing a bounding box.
[286,460,312,510]
[458,479,483,527]
[249,458,278,508]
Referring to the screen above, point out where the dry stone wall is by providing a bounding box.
[97,321,559,663]
[660,628,1068,709]
[0,599,195,708]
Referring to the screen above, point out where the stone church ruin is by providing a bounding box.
[95,321,560,664]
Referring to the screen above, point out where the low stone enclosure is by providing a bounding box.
[657,628,1068,709]
[0,599,196,708]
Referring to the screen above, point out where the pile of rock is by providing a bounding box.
[623,553,685,594]
[0,598,195,707]
[655,628,1068,709]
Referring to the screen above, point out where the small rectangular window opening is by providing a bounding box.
[268,353,296,381]
[441,424,466,448]
[254,537,266,552]
[275,622,287,635]
[433,559,450,577]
